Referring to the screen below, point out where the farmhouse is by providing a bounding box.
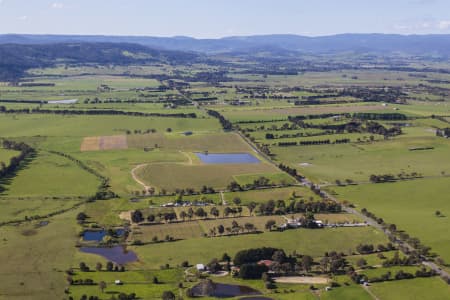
[258,260,274,268]
[196,264,206,271]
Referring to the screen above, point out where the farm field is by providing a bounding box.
[0,114,221,138]
[0,148,19,163]
[127,132,252,153]
[272,132,450,184]
[1,34,450,300]
[219,103,389,122]
[126,213,359,243]
[334,177,450,262]
[134,161,278,192]
[1,151,99,198]
[125,227,387,269]
[0,209,82,300]
[369,277,450,300]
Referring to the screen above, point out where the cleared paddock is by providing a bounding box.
[80,135,128,151]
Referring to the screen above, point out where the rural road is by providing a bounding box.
[236,128,450,281]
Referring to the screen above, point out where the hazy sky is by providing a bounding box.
[1,0,450,37]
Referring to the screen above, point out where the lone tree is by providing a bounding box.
[99,281,107,293]
[210,207,219,218]
[356,258,367,269]
[265,219,276,231]
[217,224,225,235]
[161,290,175,300]
[435,210,441,217]
[95,262,102,272]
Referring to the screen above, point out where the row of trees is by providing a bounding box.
[0,106,197,118]
[48,151,117,200]
[0,140,35,192]
[206,110,232,130]
[369,172,421,183]
[258,199,341,216]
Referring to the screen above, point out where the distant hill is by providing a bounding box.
[1,33,450,56]
[0,42,199,80]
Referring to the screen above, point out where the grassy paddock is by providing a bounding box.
[134,162,278,192]
[369,277,450,300]
[335,177,450,262]
[127,227,387,269]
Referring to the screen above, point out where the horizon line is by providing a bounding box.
[1,32,450,40]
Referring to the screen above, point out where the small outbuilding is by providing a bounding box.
[196,264,206,271]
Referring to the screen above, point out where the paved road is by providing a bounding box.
[236,127,450,281]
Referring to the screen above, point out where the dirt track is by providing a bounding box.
[273,276,330,284]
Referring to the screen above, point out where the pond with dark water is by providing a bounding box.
[82,229,125,241]
[195,153,260,164]
[79,246,137,264]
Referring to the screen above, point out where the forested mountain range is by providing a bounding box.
[1,33,450,56]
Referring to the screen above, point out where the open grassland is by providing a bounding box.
[334,177,450,262]
[0,148,19,163]
[0,75,161,92]
[130,221,205,242]
[233,172,296,186]
[273,133,450,184]
[127,132,253,152]
[1,151,99,198]
[135,162,278,192]
[0,114,221,137]
[219,103,388,122]
[346,251,405,267]
[0,209,82,300]
[0,198,82,224]
[369,277,450,300]
[125,227,387,269]
[78,148,187,195]
[224,186,321,204]
[81,135,128,151]
[68,269,183,300]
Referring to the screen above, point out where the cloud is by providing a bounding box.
[51,2,64,9]
[18,15,28,21]
[438,20,450,30]
[393,19,450,32]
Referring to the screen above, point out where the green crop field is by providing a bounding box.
[334,177,450,262]
[369,277,450,300]
[1,151,100,198]
[123,227,387,269]
[0,148,19,164]
[134,162,278,192]
[272,131,450,184]
[1,36,450,300]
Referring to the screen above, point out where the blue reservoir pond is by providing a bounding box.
[195,152,260,164]
[80,246,137,264]
[82,229,125,241]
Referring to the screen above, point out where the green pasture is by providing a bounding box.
[272,133,450,184]
[1,151,99,198]
[0,114,221,138]
[123,227,387,269]
[0,209,82,300]
[0,148,19,164]
[134,162,278,192]
[335,177,450,262]
[369,277,450,300]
